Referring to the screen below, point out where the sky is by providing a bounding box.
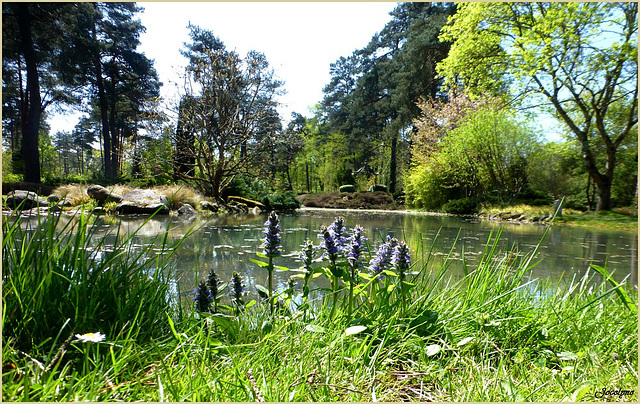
[49,1,399,134]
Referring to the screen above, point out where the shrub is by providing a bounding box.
[404,163,453,210]
[339,185,356,193]
[261,191,301,212]
[223,175,270,201]
[368,184,388,192]
[442,197,479,215]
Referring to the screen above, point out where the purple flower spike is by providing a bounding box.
[261,211,282,257]
[346,225,367,268]
[391,241,411,275]
[318,225,339,262]
[229,272,245,300]
[368,236,398,280]
[193,280,212,312]
[327,217,348,251]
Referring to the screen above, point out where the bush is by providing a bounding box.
[516,187,553,206]
[223,175,271,201]
[339,185,356,193]
[368,184,387,192]
[261,191,301,212]
[442,197,479,215]
[404,163,455,210]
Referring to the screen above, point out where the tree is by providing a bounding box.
[437,2,638,210]
[2,3,80,183]
[407,104,537,207]
[320,2,456,193]
[173,25,283,199]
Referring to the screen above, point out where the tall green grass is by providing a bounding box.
[2,208,192,368]
[2,211,637,401]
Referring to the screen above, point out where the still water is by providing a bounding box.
[45,208,638,299]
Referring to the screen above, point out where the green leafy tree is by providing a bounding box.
[320,2,456,193]
[407,104,537,207]
[438,2,638,210]
[173,25,283,199]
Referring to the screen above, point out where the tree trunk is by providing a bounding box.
[16,4,42,183]
[389,132,398,194]
[91,6,112,178]
[305,162,310,193]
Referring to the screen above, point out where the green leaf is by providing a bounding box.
[386,284,396,293]
[209,314,233,331]
[166,312,181,341]
[381,270,398,277]
[256,252,268,259]
[249,258,270,268]
[344,325,367,336]
[255,284,269,296]
[275,265,290,271]
[425,344,441,356]
[245,300,256,308]
[590,264,637,314]
[305,324,325,333]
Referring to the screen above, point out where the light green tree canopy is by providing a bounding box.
[437,2,638,210]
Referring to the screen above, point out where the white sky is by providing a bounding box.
[49,1,398,133]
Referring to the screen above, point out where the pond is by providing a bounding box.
[24,208,637,300]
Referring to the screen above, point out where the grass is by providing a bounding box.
[154,184,205,210]
[2,211,637,401]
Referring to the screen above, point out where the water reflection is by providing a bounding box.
[12,209,637,299]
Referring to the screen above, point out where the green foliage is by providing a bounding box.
[223,175,271,201]
[334,165,355,190]
[261,191,301,212]
[441,197,479,215]
[339,185,356,193]
[408,105,537,209]
[404,162,453,210]
[438,2,638,210]
[3,214,637,401]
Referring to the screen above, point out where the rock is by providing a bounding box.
[200,200,220,213]
[498,212,512,219]
[87,184,123,204]
[507,213,524,220]
[177,203,198,216]
[5,190,49,210]
[47,194,60,203]
[115,189,169,215]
